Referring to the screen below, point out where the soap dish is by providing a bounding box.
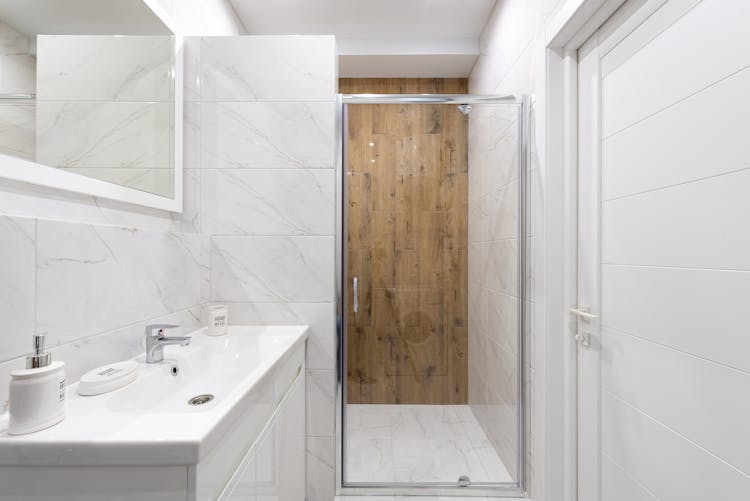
[77,360,138,396]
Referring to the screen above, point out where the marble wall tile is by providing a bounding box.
[49,307,201,390]
[200,36,336,101]
[468,241,489,288]
[183,37,202,103]
[0,52,35,95]
[36,36,172,101]
[0,307,201,413]
[210,236,334,303]
[35,101,171,169]
[467,283,488,339]
[483,397,519,479]
[184,102,201,169]
[0,216,35,362]
[200,235,211,305]
[0,21,35,96]
[0,21,30,55]
[468,330,487,405]
[200,101,335,169]
[306,436,335,501]
[36,220,204,345]
[306,369,336,437]
[487,180,520,241]
[221,302,335,371]
[0,102,35,161]
[487,238,519,297]
[487,290,519,355]
[202,169,335,236]
[486,339,518,407]
[468,195,489,244]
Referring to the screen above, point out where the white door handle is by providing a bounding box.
[353,277,358,314]
[569,307,599,320]
[570,306,598,348]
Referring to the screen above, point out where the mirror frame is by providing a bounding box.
[0,33,184,213]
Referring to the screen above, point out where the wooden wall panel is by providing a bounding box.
[343,78,468,404]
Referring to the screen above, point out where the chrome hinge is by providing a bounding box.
[570,305,599,347]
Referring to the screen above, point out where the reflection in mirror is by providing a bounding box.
[0,0,175,198]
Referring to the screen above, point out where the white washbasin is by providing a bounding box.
[0,325,307,467]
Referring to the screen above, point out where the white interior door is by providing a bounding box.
[576,0,750,500]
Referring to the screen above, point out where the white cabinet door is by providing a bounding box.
[222,372,306,501]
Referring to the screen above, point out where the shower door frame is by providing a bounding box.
[335,93,530,498]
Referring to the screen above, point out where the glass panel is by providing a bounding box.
[342,100,524,489]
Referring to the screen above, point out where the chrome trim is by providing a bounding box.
[352,277,358,314]
[337,485,525,497]
[335,93,346,494]
[335,94,529,498]
[341,93,522,104]
[516,94,531,493]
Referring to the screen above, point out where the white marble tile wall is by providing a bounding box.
[0,215,205,409]
[35,220,205,342]
[467,104,523,480]
[185,35,337,501]
[0,21,35,95]
[199,36,336,102]
[0,216,35,363]
[0,102,34,161]
[200,101,335,169]
[35,36,174,197]
[0,0,234,423]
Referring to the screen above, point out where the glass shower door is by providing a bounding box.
[339,94,527,496]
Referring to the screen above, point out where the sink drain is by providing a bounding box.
[188,394,214,406]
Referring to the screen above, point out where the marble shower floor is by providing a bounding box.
[345,404,512,484]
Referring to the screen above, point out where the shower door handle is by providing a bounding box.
[352,277,358,314]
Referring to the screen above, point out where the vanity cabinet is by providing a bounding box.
[0,327,308,501]
[219,369,305,501]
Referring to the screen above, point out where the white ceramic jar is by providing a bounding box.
[8,360,66,435]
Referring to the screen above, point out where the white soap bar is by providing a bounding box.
[77,360,138,396]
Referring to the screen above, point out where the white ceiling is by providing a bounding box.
[228,0,497,77]
[0,0,171,37]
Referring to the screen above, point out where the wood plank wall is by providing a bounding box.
[341,78,469,404]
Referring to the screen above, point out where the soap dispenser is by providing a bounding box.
[7,334,66,435]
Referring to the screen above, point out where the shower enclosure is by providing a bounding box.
[336,84,528,497]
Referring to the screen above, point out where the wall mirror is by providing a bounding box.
[0,0,182,211]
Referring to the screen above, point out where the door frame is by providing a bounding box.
[545,0,669,500]
[334,93,529,498]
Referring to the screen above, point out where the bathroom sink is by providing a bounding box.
[108,332,285,414]
[0,325,307,467]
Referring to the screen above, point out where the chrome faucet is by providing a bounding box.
[145,324,191,363]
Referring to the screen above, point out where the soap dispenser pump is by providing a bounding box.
[7,334,66,435]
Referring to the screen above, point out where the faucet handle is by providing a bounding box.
[145,324,180,337]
